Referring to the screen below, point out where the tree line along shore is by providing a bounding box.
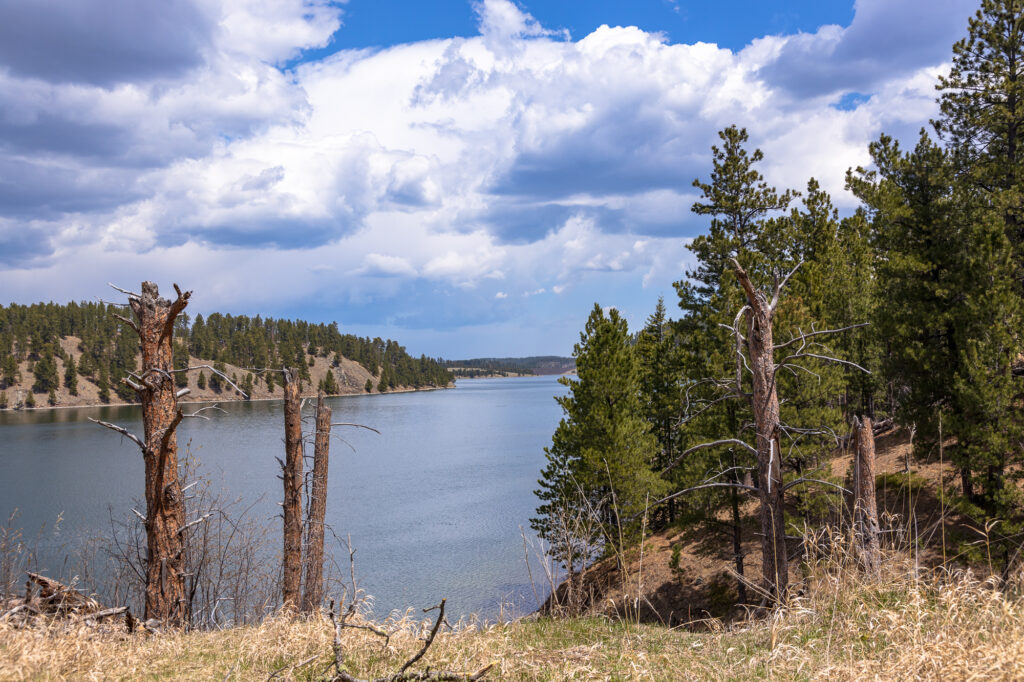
[0,303,454,410]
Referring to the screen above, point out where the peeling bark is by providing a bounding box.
[852,415,881,574]
[302,392,331,613]
[731,260,789,599]
[281,368,304,609]
[128,282,190,625]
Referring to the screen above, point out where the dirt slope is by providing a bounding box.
[560,427,979,626]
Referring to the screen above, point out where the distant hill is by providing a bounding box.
[0,301,452,409]
[442,356,575,378]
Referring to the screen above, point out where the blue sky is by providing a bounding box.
[302,1,854,55]
[0,0,978,358]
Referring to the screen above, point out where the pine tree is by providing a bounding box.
[32,352,58,393]
[64,355,78,396]
[635,298,682,523]
[673,126,860,597]
[77,351,93,377]
[173,339,190,388]
[197,371,206,390]
[532,304,666,562]
[320,369,339,395]
[96,364,110,401]
[930,2,1024,558]
[1,354,18,388]
[936,0,1024,257]
[849,131,1022,543]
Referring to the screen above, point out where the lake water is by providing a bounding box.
[0,375,567,620]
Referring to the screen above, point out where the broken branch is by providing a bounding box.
[89,418,144,450]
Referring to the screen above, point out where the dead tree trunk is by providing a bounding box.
[121,282,191,625]
[731,259,788,599]
[281,368,304,609]
[302,392,332,613]
[852,415,881,573]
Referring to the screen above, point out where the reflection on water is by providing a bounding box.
[0,376,567,619]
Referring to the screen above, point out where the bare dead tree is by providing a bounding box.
[729,258,789,599]
[656,260,867,601]
[280,367,304,609]
[302,392,331,613]
[90,282,191,625]
[851,415,881,574]
[730,258,867,598]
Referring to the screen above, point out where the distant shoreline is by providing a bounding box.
[455,373,574,380]
[0,383,453,414]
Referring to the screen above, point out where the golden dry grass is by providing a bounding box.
[4,546,1024,681]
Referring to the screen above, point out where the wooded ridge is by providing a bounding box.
[0,302,453,409]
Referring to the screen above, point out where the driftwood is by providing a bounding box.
[25,572,102,614]
[0,572,145,632]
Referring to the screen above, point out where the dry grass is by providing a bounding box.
[4,543,1024,681]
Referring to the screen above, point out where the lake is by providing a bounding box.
[0,375,568,620]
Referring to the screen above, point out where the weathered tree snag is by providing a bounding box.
[122,282,191,625]
[852,415,881,574]
[731,259,789,599]
[281,367,304,609]
[302,392,332,613]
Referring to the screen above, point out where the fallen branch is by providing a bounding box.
[328,598,494,682]
[76,606,128,625]
[267,653,320,680]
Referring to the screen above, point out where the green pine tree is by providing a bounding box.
[32,352,58,394]
[936,0,1024,261]
[97,364,111,403]
[635,297,683,523]
[532,304,666,564]
[320,369,339,395]
[173,340,190,388]
[64,355,78,396]
[849,131,1022,547]
[1,354,18,388]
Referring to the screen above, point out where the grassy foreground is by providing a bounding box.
[3,551,1024,681]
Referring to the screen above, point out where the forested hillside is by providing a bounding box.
[0,302,452,408]
[533,0,1024,608]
